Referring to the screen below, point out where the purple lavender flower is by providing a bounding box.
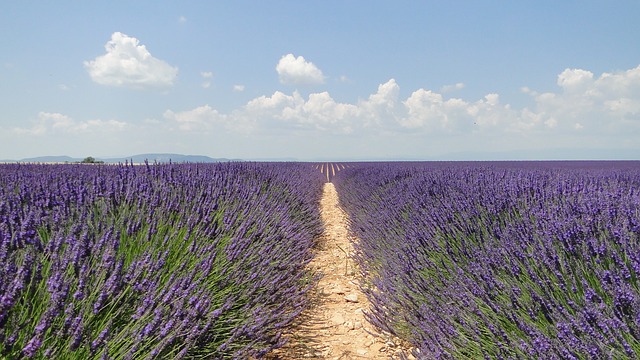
[21,335,43,358]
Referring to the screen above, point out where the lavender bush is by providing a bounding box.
[333,161,640,359]
[0,162,324,359]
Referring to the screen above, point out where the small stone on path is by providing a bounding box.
[345,293,359,303]
[331,313,345,325]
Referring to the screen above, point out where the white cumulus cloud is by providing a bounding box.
[84,32,178,89]
[402,89,454,130]
[157,63,640,152]
[236,81,401,134]
[281,92,359,133]
[530,65,640,133]
[357,79,400,128]
[276,54,325,85]
[557,68,594,93]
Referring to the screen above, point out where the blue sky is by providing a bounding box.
[1,1,639,161]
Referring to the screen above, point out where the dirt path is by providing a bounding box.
[268,182,410,359]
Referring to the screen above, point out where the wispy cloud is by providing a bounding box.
[200,71,213,88]
[13,112,127,135]
[163,106,227,132]
[440,82,465,93]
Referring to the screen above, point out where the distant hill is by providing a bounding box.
[102,153,237,163]
[18,155,80,163]
[14,153,237,163]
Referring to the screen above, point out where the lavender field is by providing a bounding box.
[2,161,640,359]
[332,161,640,359]
[0,162,325,359]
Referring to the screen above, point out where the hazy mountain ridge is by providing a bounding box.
[2,148,637,164]
[6,154,237,163]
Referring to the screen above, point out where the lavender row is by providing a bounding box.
[333,161,640,359]
[0,162,324,359]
